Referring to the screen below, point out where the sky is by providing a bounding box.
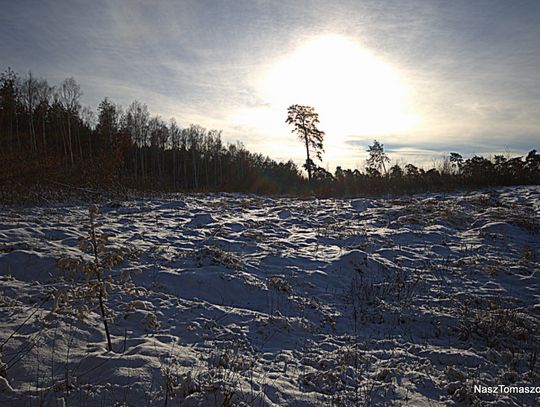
[2,0,540,170]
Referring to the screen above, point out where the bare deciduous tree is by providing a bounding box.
[20,72,39,151]
[59,77,82,165]
[125,100,149,179]
[35,79,52,152]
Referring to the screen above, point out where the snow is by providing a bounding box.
[0,186,539,406]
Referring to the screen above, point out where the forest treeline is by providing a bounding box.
[1,68,539,201]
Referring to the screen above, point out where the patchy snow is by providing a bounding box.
[0,186,539,406]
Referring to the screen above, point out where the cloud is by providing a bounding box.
[1,0,539,170]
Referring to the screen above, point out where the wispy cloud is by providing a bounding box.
[1,0,539,168]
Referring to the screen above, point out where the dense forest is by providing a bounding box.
[1,68,539,201]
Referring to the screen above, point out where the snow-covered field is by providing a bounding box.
[1,186,539,406]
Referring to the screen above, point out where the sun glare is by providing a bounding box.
[254,35,418,144]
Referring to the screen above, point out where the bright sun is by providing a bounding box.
[251,34,418,143]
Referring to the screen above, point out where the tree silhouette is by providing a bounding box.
[96,98,119,147]
[389,164,403,178]
[1,66,539,199]
[20,72,39,151]
[286,104,325,181]
[449,152,463,174]
[58,77,82,165]
[405,164,420,177]
[0,67,19,151]
[366,140,390,176]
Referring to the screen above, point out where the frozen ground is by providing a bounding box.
[0,186,539,406]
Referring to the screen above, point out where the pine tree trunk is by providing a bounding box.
[304,135,312,181]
